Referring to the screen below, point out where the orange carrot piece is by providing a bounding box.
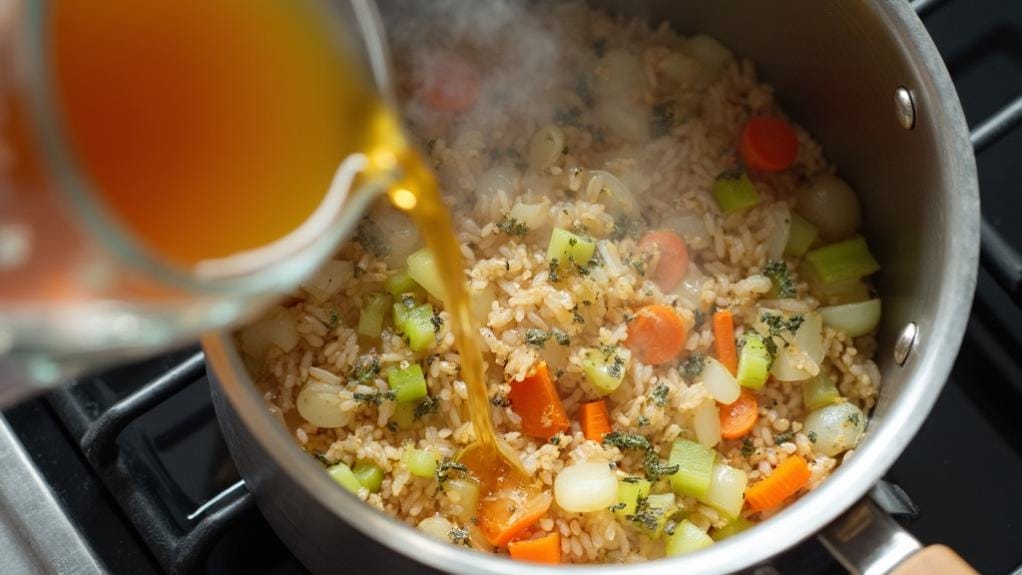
[479,489,553,547]
[739,116,798,172]
[509,532,561,564]
[508,361,569,439]
[579,400,612,442]
[626,304,688,366]
[637,230,689,292]
[745,455,811,512]
[712,309,738,375]
[719,389,759,439]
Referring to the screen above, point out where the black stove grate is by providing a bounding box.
[6,1,1022,574]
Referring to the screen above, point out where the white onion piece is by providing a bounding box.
[444,477,481,522]
[656,51,701,89]
[296,383,351,428]
[760,310,825,382]
[597,98,650,143]
[470,284,497,325]
[699,357,740,404]
[803,402,866,456]
[371,208,422,269]
[664,213,708,244]
[765,204,792,260]
[528,125,565,171]
[698,463,747,519]
[417,515,455,540]
[509,199,549,231]
[820,299,882,337]
[692,398,722,448]
[795,175,862,241]
[554,461,618,513]
[595,49,647,100]
[686,35,732,87]
[586,170,638,216]
[301,260,353,303]
[240,307,299,358]
[476,165,519,204]
[673,263,707,310]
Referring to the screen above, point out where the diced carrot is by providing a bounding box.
[712,309,738,375]
[509,532,561,564]
[416,51,480,113]
[626,304,687,366]
[739,116,798,172]
[479,489,553,547]
[579,400,612,442]
[745,455,811,511]
[719,389,758,439]
[637,230,689,292]
[508,361,569,439]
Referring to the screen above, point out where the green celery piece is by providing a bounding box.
[666,520,715,556]
[614,478,652,518]
[357,293,391,339]
[802,372,841,410]
[669,439,715,498]
[391,401,417,430]
[388,363,427,403]
[737,334,770,390]
[327,463,362,493]
[406,248,445,301]
[639,493,677,538]
[384,269,419,298]
[352,460,384,493]
[581,347,630,395]
[804,236,880,284]
[403,304,437,352]
[711,516,754,541]
[785,213,819,257]
[402,448,438,478]
[547,227,596,268]
[712,172,760,214]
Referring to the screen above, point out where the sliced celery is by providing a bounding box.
[403,304,437,352]
[614,478,652,519]
[666,519,714,556]
[391,401,417,430]
[638,493,677,538]
[357,293,391,339]
[352,460,384,493]
[669,439,715,498]
[785,212,819,257]
[392,296,418,332]
[698,463,747,519]
[384,269,419,298]
[800,261,872,305]
[736,334,770,390]
[581,346,631,395]
[804,236,880,284]
[712,171,760,214]
[402,448,438,478]
[547,227,596,268]
[819,298,882,337]
[406,248,445,301]
[802,372,841,410]
[711,516,754,541]
[388,363,427,403]
[327,462,362,493]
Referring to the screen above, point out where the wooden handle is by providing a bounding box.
[890,545,978,575]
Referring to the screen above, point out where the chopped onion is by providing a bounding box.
[595,49,647,100]
[765,204,792,260]
[597,98,650,143]
[508,199,550,231]
[239,306,299,358]
[470,284,497,324]
[554,461,619,513]
[476,165,519,205]
[698,463,747,519]
[692,398,722,448]
[371,207,422,270]
[820,299,882,337]
[444,477,480,522]
[417,515,455,540]
[586,170,638,216]
[699,357,740,404]
[673,263,707,310]
[528,125,565,171]
[795,175,862,241]
[803,402,866,457]
[686,35,733,87]
[656,51,701,89]
[759,310,825,382]
[663,213,708,244]
[296,383,351,428]
[301,260,353,303]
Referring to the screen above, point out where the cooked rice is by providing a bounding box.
[241,2,879,563]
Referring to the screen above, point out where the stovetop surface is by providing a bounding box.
[6,1,1022,573]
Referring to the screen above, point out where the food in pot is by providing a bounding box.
[239,3,882,563]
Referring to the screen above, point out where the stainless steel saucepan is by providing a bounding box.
[204,1,980,573]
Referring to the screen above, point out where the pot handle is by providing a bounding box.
[818,498,978,575]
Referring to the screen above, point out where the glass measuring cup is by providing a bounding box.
[0,0,398,404]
